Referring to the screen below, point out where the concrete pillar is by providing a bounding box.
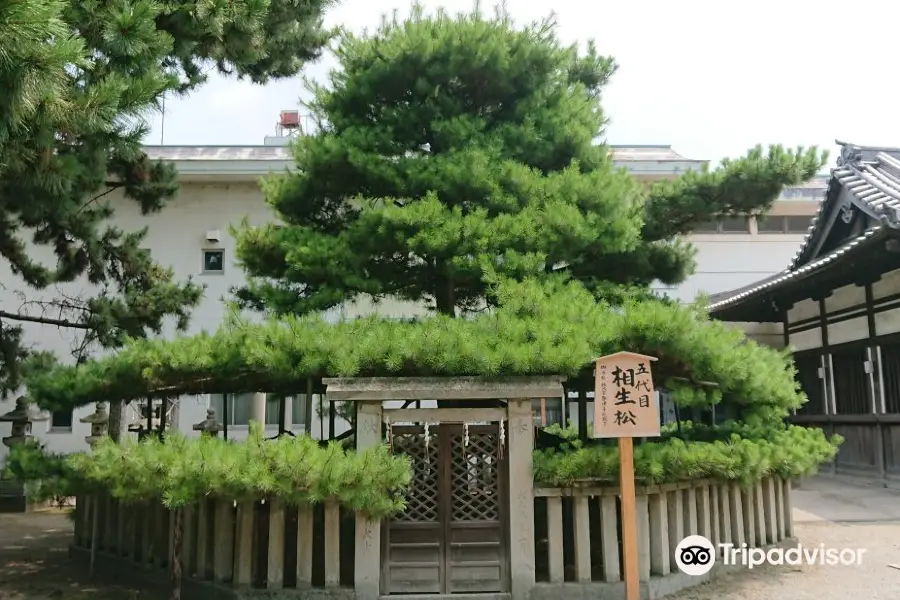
[573,496,592,581]
[648,492,670,576]
[599,495,620,583]
[354,401,382,600]
[324,501,341,587]
[251,392,267,426]
[507,399,536,598]
[667,490,684,573]
[547,497,565,583]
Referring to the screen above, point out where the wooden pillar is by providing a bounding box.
[683,487,698,537]
[354,401,383,600]
[296,506,314,588]
[546,497,565,583]
[709,485,720,546]
[142,502,155,565]
[324,500,341,587]
[599,495,620,583]
[234,501,254,587]
[507,399,536,598]
[196,499,210,579]
[213,499,235,583]
[267,498,285,589]
[183,505,196,577]
[741,486,755,546]
[74,495,85,547]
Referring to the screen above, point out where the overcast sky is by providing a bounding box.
[147,0,900,168]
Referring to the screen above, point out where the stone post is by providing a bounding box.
[354,401,383,600]
[507,398,535,600]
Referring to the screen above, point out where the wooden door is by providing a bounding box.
[382,423,508,595]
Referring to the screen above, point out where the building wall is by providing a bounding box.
[0,163,824,460]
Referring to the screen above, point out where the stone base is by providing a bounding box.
[528,538,799,600]
[69,546,357,600]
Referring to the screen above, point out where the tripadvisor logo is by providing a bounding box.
[674,535,867,576]
[675,535,716,576]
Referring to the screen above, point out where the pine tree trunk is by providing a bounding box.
[171,507,184,600]
[108,400,123,442]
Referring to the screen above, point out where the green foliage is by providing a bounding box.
[533,421,842,487]
[0,0,334,395]
[7,425,411,519]
[27,278,805,426]
[232,3,826,320]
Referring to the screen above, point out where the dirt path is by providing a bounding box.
[0,510,163,600]
[669,521,900,600]
[3,484,900,599]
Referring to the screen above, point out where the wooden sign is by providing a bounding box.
[593,351,660,439]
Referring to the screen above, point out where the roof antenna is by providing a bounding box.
[160,93,166,145]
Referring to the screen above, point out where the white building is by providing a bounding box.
[0,127,824,460]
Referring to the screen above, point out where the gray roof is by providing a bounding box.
[787,141,900,270]
[707,140,900,314]
[143,143,704,164]
[143,145,291,161]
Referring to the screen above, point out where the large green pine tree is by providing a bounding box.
[0,0,334,395]
[234,4,825,318]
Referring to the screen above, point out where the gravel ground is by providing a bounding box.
[3,509,900,599]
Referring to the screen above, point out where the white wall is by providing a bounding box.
[0,177,816,461]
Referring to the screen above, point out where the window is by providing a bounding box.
[50,410,73,430]
[692,216,750,234]
[210,393,311,427]
[757,215,812,234]
[719,216,750,233]
[202,249,225,274]
[756,215,786,233]
[532,398,563,427]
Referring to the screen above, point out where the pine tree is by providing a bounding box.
[0,0,334,395]
[234,4,826,317]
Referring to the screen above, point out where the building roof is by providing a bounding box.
[707,141,900,319]
[143,143,707,176]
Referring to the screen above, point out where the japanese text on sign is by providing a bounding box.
[593,352,660,438]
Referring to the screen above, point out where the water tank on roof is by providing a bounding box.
[280,110,301,129]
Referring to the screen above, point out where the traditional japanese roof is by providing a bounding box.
[707,141,900,321]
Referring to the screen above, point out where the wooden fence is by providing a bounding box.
[73,495,356,592]
[533,477,794,583]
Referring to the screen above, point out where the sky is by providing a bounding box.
[147,0,900,167]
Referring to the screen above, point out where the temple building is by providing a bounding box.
[707,141,900,483]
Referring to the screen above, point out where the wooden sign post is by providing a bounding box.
[593,352,660,600]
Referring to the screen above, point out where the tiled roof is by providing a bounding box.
[788,141,900,270]
[708,141,900,314]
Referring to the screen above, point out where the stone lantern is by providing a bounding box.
[0,396,34,449]
[193,407,223,437]
[80,402,109,448]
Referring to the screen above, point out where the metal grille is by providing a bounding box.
[393,429,440,522]
[450,429,500,522]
